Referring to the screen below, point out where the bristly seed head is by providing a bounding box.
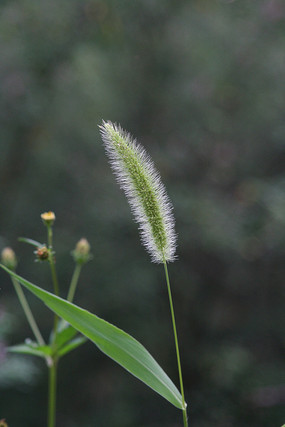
[99,121,177,263]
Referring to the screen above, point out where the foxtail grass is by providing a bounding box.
[100,121,188,426]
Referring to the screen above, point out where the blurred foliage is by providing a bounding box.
[1,0,285,425]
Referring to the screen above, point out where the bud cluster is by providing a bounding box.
[35,246,50,262]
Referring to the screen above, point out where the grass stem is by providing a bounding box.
[163,260,188,427]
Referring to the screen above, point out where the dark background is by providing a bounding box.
[1,1,285,426]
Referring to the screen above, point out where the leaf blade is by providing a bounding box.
[8,342,52,358]
[18,237,44,247]
[0,265,183,409]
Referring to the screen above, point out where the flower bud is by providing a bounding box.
[75,238,90,255]
[41,211,56,227]
[72,238,92,264]
[1,247,17,271]
[35,246,49,262]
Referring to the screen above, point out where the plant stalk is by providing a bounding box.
[163,260,188,427]
[48,358,57,427]
[47,224,60,335]
[67,263,82,303]
[11,276,45,347]
[46,223,60,427]
[47,226,59,297]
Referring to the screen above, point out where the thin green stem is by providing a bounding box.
[48,359,57,427]
[47,224,60,335]
[47,226,59,297]
[67,263,82,303]
[50,262,59,297]
[46,224,60,427]
[11,276,45,347]
[163,260,188,427]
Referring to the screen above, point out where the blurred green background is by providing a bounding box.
[1,0,285,425]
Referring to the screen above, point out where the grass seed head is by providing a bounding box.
[99,121,177,263]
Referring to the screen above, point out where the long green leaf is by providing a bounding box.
[0,265,183,409]
[8,342,52,359]
[18,237,44,247]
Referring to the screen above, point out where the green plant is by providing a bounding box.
[1,121,188,426]
[1,217,89,427]
[100,121,188,425]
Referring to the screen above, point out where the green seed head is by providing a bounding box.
[100,121,177,263]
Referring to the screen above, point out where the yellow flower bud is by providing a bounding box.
[41,211,56,226]
[72,238,92,264]
[75,238,90,255]
[1,247,17,271]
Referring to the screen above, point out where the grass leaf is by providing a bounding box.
[0,265,183,409]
